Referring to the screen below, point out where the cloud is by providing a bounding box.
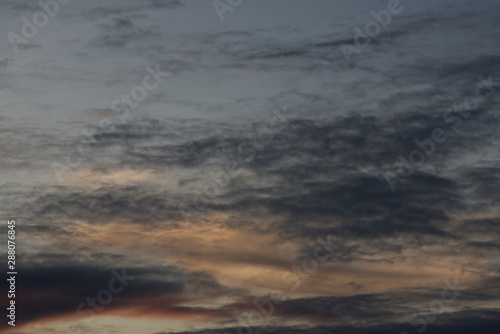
[149,309,500,334]
[1,263,235,331]
[2,1,500,333]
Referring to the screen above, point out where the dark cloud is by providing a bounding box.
[149,0,184,9]
[150,309,500,334]
[84,0,183,20]
[0,263,234,331]
[29,185,185,224]
[9,106,500,250]
[1,265,175,328]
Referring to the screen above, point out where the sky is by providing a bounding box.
[1,0,500,333]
